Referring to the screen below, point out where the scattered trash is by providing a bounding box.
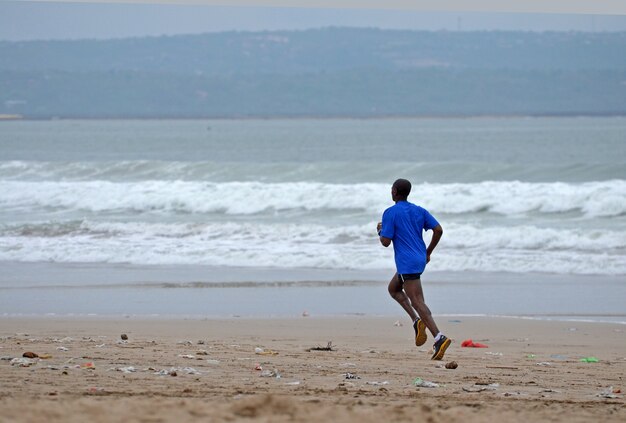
[486,366,519,370]
[255,347,279,355]
[542,389,561,393]
[112,366,136,374]
[307,341,334,352]
[414,378,438,388]
[463,383,498,392]
[87,387,105,393]
[285,381,301,386]
[526,354,536,359]
[260,369,281,378]
[360,349,379,354]
[81,362,95,370]
[536,362,552,366]
[485,352,503,356]
[445,361,458,369]
[206,359,220,365]
[254,363,263,371]
[182,367,201,375]
[461,339,488,348]
[120,334,128,341]
[567,327,578,332]
[393,320,403,327]
[178,354,195,359]
[366,381,389,386]
[177,341,193,346]
[1,356,13,361]
[10,357,37,367]
[197,340,205,345]
[343,373,360,380]
[22,352,38,358]
[549,354,568,360]
[38,354,52,359]
[597,387,620,399]
[579,357,599,363]
[53,337,73,343]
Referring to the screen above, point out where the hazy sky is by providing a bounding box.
[1,1,626,41]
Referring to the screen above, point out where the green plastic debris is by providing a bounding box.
[526,354,536,359]
[413,377,439,388]
[579,357,599,363]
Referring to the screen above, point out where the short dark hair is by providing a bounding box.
[393,178,411,198]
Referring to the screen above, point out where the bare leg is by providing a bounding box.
[387,273,418,321]
[403,279,440,337]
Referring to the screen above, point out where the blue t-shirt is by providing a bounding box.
[380,201,439,274]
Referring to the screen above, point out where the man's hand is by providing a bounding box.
[376,222,382,234]
[425,225,443,265]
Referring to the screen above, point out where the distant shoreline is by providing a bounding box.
[3,112,626,121]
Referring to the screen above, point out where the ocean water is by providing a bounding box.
[0,118,625,319]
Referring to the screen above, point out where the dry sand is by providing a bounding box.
[0,316,624,422]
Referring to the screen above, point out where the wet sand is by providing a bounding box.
[0,316,624,422]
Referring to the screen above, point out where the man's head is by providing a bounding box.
[392,178,411,201]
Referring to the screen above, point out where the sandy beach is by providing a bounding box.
[0,316,623,422]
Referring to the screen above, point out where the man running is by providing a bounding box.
[377,178,450,360]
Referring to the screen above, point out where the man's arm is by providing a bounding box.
[377,222,392,247]
[426,225,443,263]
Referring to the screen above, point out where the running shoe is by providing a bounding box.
[431,335,451,360]
[413,318,427,346]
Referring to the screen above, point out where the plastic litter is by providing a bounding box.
[206,359,220,365]
[260,369,281,378]
[285,381,301,386]
[81,362,95,370]
[579,357,599,363]
[343,373,360,380]
[598,386,619,399]
[56,347,68,351]
[393,320,403,327]
[10,357,37,367]
[463,383,499,392]
[255,347,279,356]
[536,362,552,366]
[526,354,536,359]
[366,381,389,386]
[114,366,136,373]
[485,352,503,356]
[461,339,488,348]
[413,378,438,388]
[178,354,195,359]
[549,354,568,360]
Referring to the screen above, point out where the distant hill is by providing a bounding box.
[1,28,625,118]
